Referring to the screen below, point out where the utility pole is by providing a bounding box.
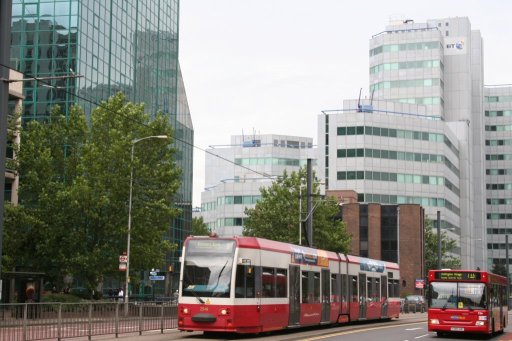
[0,0,13,301]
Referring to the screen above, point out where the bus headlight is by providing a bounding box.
[429,319,440,325]
[475,321,486,326]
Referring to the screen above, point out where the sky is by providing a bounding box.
[179,0,512,207]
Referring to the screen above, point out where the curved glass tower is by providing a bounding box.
[10,0,193,292]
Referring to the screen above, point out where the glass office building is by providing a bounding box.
[10,0,193,290]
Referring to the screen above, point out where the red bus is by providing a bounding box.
[427,269,508,336]
[177,235,400,334]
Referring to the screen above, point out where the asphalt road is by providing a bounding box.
[76,312,428,341]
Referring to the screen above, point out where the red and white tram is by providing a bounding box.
[177,235,400,333]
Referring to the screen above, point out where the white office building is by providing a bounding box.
[319,17,488,269]
[485,86,512,269]
[201,134,315,236]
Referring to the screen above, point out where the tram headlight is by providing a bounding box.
[181,307,190,315]
[429,319,440,325]
[220,308,230,316]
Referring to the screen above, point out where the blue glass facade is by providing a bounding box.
[10,0,193,287]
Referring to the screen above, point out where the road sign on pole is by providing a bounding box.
[149,275,165,281]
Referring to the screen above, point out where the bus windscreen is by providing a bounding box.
[429,282,487,310]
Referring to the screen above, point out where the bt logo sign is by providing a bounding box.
[446,41,464,50]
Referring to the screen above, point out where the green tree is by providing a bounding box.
[491,261,507,277]
[424,218,461,277]
[191,217,210,236]
[243,168,351,253]
[4,93,181,294]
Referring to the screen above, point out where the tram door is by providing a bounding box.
[321,269,330,323]
[380,275,388,317]
[358,274,367,319]
[288,265,301,326]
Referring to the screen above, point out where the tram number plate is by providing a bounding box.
[450,327,464,331]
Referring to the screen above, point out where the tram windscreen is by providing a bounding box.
[429,282,487,310]
[182,239,235,298]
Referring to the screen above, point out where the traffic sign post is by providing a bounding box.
[149,275,165,281]
[119,254,128,271]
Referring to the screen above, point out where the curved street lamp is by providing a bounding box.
[125,135,169,309]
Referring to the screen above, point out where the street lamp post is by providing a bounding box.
[125,135,168,309]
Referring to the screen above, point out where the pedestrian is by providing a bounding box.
[118,288,124,302]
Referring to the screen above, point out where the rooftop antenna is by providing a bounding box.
[357,88,362,112]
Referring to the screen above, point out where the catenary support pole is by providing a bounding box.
[437,211,441,269]
[506,235,510,308]
[306,159,313,247]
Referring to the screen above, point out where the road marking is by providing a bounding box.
[405,328,422,331]
[300,322,425,341]
[414,334,429,339]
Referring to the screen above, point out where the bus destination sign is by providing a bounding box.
[435,271,481,281]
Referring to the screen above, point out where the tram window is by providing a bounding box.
[302,271,309,303]
[351,276,358,302]
[381,276,387,300]
[367,278,373,302]
[341,274,349,303]
[313,272,321,303]
[235,265,255,298]
[262,267,275,297]
[275,269,287,297]
[374,278,381,302]
[331,274,341,303]
[393,280,400,297]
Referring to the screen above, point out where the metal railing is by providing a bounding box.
[0,301,177,341]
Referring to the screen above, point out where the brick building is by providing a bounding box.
[328,190,425,297]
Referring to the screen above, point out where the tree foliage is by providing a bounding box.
[424,218,461,277]
[243,168,351,253]
[491,261,507,277]
[4,93,181,294]
[191,217,210,236]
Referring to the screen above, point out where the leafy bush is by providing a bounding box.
[42,293,82,303]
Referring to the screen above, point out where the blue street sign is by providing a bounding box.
[149,275,165,281]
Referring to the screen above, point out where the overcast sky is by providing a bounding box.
[179,0,512,207]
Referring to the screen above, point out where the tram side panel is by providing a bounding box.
[328,256,343,324]
[345,256,400,321]
[232,247,263,333]
[257,248,292,331]
[346,260,361,321]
